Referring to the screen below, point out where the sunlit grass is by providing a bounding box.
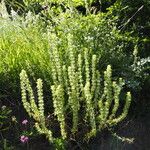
[0,16,52,82]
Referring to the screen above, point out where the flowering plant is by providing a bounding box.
[22,119,28,125]
[20,135,29,143]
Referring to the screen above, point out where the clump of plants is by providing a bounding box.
[0,0,137,149]
[20,36,132,148]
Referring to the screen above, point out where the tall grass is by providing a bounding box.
[0,15,50,79]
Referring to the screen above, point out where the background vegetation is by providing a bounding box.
[0,0,150,149]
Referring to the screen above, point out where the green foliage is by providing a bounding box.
[0,105,14,150]
[0,1,130,100]
[0,2,133,147]
[110,0,150,58]
[22,0,94,7]
[128,56,150,90]
[47,10,127,71]
[133,56,150,79]
[0,0,144,148]
[20,47,131,147]
[53,138,66,150]
[0,106,12,131]
[0,8,52,99]
[0,139,14,150]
